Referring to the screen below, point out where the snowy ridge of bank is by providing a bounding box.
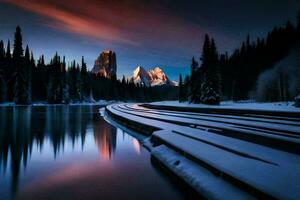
[148,101,300,112]
[106,103,300,199]
[152,145,254,200]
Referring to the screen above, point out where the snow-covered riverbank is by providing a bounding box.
[149,100,300,112]
[105,103,300,200]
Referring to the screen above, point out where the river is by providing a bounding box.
[0,105,187,200]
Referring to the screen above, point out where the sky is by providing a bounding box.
[0,0,299,81]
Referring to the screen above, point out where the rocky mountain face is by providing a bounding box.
[132,66,177,87]
[92,50,117,78]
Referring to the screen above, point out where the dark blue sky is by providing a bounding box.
[0,0,299,80]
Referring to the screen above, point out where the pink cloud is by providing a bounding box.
[3,0,207,48]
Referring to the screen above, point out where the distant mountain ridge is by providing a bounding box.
[132,66,177,87]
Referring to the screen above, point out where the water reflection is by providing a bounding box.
[94,119,116,160]
[0,105,117,198]
[0,105,185,200]
[0,106,33,195]
[133,138,141,154]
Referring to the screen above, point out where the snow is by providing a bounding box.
[152,130,300,200]
[0,102,15,106]
[113,104,300,163]
[106,103,300,199]
[126,104,300,126]
[133,66,151,87]
[171,80,179,87]
[148,67,168,83]
[116,104,300,140]
[149,100,300,112]
[152,145,254,200]
[69,100,114,106]
[103,112,148,141]
[295,95,300,107]
[109,103,300,154]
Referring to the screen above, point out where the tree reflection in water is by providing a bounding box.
[0,105,117,197]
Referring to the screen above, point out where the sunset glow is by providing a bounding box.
[1,0,298,79]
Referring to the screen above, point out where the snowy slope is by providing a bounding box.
[133,66,151,87]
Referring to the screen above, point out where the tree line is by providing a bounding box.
[0,26,177,104]
[179,12,300,104]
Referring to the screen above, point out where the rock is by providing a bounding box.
[92,50,117,79]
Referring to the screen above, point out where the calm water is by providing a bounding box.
[0,105,184,200]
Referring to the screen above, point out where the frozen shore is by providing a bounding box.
[148,100,300,112]
[105,102,300,200]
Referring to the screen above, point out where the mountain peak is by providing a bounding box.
[133,66,151,87]
[92,50,117,78]
[132,66,176,87]
[134,66,145,72]
[153,66,162,71]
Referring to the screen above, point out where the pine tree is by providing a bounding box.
[0,40,4,59]
[24,45,32,103]
[189,34,210,104]
[200,36,221,105]
[34,55,47,100]
[0,41,5,102]
[62,56,69,103]
[76,64,82,101]
[183,75,190,102]
[120,75,127,101]
[47,73,54,103]
[68,61,75,100]
[209,39,221,103]
[178,74,183,102]
[30,51,38,101]
[13,26,23,60]
[189,57,199,102]
[68,60,81,102]
[80,56,90,101]
[297,12,300,41]
[47,52,64,103]
[202,34,210,69]
[41,55,45,66]
[6,40,11,59]
[14,26,31,104]
[5,40,12,101]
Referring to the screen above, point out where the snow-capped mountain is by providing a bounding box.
[133,66,151,87]
[132,66,177,87]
